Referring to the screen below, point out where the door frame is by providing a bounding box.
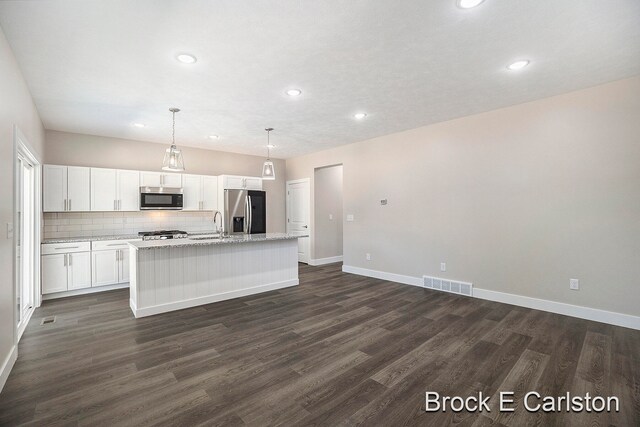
[14,125,42,341]
[286,178,311,264]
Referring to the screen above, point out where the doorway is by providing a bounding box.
[286,178,310,263]
[15,128,41,340]
[312,165,343,265]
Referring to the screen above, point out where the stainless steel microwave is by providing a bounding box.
[139,187,183,210]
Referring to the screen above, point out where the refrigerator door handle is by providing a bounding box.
[247,196,252,234]
[243,196,248,234]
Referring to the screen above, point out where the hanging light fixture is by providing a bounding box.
[261,127,275,180]
[162,108,185,172]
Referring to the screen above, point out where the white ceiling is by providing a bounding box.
[1,0,639,158]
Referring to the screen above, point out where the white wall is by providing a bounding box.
[286,76,640,318]
[0,26,45,389]
[313,165,343,260]
[45,130,286,233]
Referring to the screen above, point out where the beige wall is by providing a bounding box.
[45,130,286,233]
[313,165,343,260]
[286,76,640,317]
[0,26,45,384]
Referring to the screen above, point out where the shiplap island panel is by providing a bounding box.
[128,234,302,317]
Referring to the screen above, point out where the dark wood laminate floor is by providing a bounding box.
[1,263,639,426]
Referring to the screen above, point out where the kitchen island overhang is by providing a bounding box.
[128,233,305,318]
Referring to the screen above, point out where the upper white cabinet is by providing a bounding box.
[220,175,262,191]
[90,168,140,211]
[182,174,218,211]
[140,171,182,188]
[43,165,90,212]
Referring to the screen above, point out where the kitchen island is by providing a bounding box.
[128,233,303,318]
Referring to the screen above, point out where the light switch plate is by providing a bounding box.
[346,214,354,222]
[329,214,333,220]
[440,262,446,272]
[570,279,579,290]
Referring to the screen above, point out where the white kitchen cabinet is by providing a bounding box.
[43,165,90,212]
[91,168,140,211]
[182,174,218,211]
[91,250,119,287]
[140,171,182,188]
[41,248,91,294]
[91,240,137,286]
[219,175,262,190]
[41,254,68,294]
[68,252,91,290]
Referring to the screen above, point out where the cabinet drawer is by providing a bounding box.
[42,241,91,255]
[92,239,141,251]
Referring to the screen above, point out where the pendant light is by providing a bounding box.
[261,127,275,180]
[162,108,185,172]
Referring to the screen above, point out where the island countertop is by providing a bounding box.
[129,232,307,250]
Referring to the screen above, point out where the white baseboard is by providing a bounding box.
[342,265,423,287]
[42,283,129,300]
[309,256,343,266]
[131,279,299,318]
[0,345,17,394]
[473,288,640,331]
[341,264,640,330]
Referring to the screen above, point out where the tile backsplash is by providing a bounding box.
[43,211,217,239]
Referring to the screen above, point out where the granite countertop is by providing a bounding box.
[129,233,307,250]
[42,231,220,245]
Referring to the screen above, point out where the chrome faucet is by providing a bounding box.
[212,210,224,236]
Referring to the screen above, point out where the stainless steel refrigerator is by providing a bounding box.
[224,189,266,234]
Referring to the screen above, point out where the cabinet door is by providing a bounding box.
[140,171,162,187]
[42,254,68,294]
[202,176,218,210]
[117,169,140,211]
[119,248,130,283]
[67,166,90,211]
[223,176,245,189]
[91,168,117,211]
[91,250,119,287]
[68,252,91,290]
[182,174,202,210]
[43,165,67,212]
[162,173,182,188]
[244,177,263,190]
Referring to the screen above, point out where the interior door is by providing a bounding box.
[67,166,90,211]
[286,179,310,263]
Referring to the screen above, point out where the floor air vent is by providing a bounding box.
[41,316,56,325]
[423,275,473,297]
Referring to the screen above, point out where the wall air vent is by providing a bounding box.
[423,275,473,297]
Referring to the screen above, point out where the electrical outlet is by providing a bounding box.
[440,262,446,272]
[346,214,354,222]
[570,279,579,290]
[366,253,371,261]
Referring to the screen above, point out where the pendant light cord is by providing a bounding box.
[267,130,271,160]
[172,110,176,146]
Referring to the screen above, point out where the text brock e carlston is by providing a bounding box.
[425,391,620,413]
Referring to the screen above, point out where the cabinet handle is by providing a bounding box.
[64,199,67,211]
[118,200,121,211]
[56,246,79,250]
[68,254,72,266]
[116,250,119,261]
[69,199,72,211]
[63,253,67,266]
[114,200,116,210]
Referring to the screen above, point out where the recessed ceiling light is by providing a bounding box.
[507,60,530,71]
[176,53,197,64]
[457,0,485,9]
[354,112,367,120]
[208,135,219,140]
[133,123,145,128]
[286,88,302,97]
[267,144,275,149]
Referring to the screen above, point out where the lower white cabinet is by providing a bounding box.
[91,240,137,287]
[42,251,91,294]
